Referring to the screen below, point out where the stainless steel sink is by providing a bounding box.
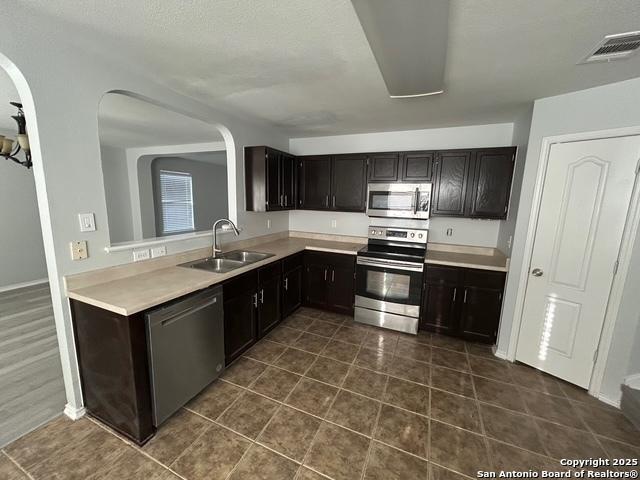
[179,250,274,274]
[220,250,274,263]
[180,257,246,273]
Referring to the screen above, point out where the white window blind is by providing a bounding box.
[159,170,195,234]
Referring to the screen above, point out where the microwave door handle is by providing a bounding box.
[414,188,419,214]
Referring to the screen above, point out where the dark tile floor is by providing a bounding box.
[2,307,639,479]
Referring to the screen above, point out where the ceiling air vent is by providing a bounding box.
[580,31,640,63]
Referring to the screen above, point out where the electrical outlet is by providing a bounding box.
[446,228,453,237]
[331,219,337,229]
[70,241,88,260]
[507,235,513,250]
[78,213,96,232]
[267,219,271,229]
[133,249,150,262]
[151,246,166,258]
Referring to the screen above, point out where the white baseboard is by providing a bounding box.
[598,394,621,408]
[64,404,86,420]
[492,346,510,361]
[0,278,48,293]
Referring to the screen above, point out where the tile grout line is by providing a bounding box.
[1,449,36,480]
[469,356,496,472]
[359,374,390,480]
[85,415,189,480]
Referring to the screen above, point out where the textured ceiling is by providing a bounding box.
[15,0,640,137]
[98,93,224,148]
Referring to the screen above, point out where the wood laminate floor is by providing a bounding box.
[0,283,66,448]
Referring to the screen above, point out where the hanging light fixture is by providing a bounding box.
[1,102,32,169]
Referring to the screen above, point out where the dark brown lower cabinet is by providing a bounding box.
[421,265,505,344]
[257,262,281,338]
[70,300,154,445]
[303,251,355,315]
[282,253,303,317]
[222,270,259,364]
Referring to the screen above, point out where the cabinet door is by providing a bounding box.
[298,155,332,210]
[281,153,296,209]
[421,283,459,335]
[327,265,355,315]
[459,287,503,343]
[266,148,282,211]
[401,151,434,182]
[282,265,303,317]
[223,291,257,364]
[304,263,329,309]
[258,275,281,338]
[431,151,472,217]
[331,154,367,211]
[368,153,399,182]
[468,148,515,219]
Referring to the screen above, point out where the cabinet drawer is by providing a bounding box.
[258,261,281,283]
[462,269,506,289]
[223,270,258,299]
[425,265,462,285]
[282,252,304,273]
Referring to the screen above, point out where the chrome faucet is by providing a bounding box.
[212,219,240,257]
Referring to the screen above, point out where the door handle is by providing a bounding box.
[452,287,457,302]
[463,289,468,303]
[324,269,328,281]
[253,292,258,308]
[531,268,544,277]
[260,288,264,304]
[331,269,335,282]
[414,188,420,214]
[284,277,289,291]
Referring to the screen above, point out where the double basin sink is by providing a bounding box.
[179,250,275,274]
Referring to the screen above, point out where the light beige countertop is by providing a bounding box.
[66,237,364,316]
[425,243,509,272]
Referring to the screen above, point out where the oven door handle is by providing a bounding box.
[414,188,420,214]
[357,257,424,272]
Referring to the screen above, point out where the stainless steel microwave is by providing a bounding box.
[365,183,432,219]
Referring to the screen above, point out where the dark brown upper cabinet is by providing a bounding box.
[245,146,296,211]
[431,150,473,217]
[400,151,434,182]
[431,147,515,220]
[367,152,400,182]
[298,155,332,210]
[298,154,367,212]
[468,147,515,219]
[331,154,367,211]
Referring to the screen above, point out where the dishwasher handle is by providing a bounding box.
[159,297,218,327]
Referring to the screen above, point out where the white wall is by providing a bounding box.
[0,5,290,415]
[100,145,134,244]
[289,123,514,247]
[0,129,47,288]
[496,76,640,404]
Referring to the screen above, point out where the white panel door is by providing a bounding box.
[516,135,640,388]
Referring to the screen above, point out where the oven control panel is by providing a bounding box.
[368,226,428,244]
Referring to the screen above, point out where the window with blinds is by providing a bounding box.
[159,170,195,235]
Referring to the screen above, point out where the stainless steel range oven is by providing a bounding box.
[366,183,432,219]
[355,225,428,334]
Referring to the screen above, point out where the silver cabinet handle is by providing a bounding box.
[531,268,544,277]
[325,195,329,207]
[324,269,328,281]
[452,287,457,302]
[260,288,264,304]
[332,195,336,208]
[284,277,288,291]
[253,293,258,308]
[331,269,335,282]
[463,289,468,303]
[284,194,288,206]
[280,194,284,207]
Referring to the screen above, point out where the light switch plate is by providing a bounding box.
[133,249,150,262]
[151,246,166,258]
[78,213,96,232]
[70,241,88,260]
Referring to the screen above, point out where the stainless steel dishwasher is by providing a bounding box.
[145,286,224,426]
